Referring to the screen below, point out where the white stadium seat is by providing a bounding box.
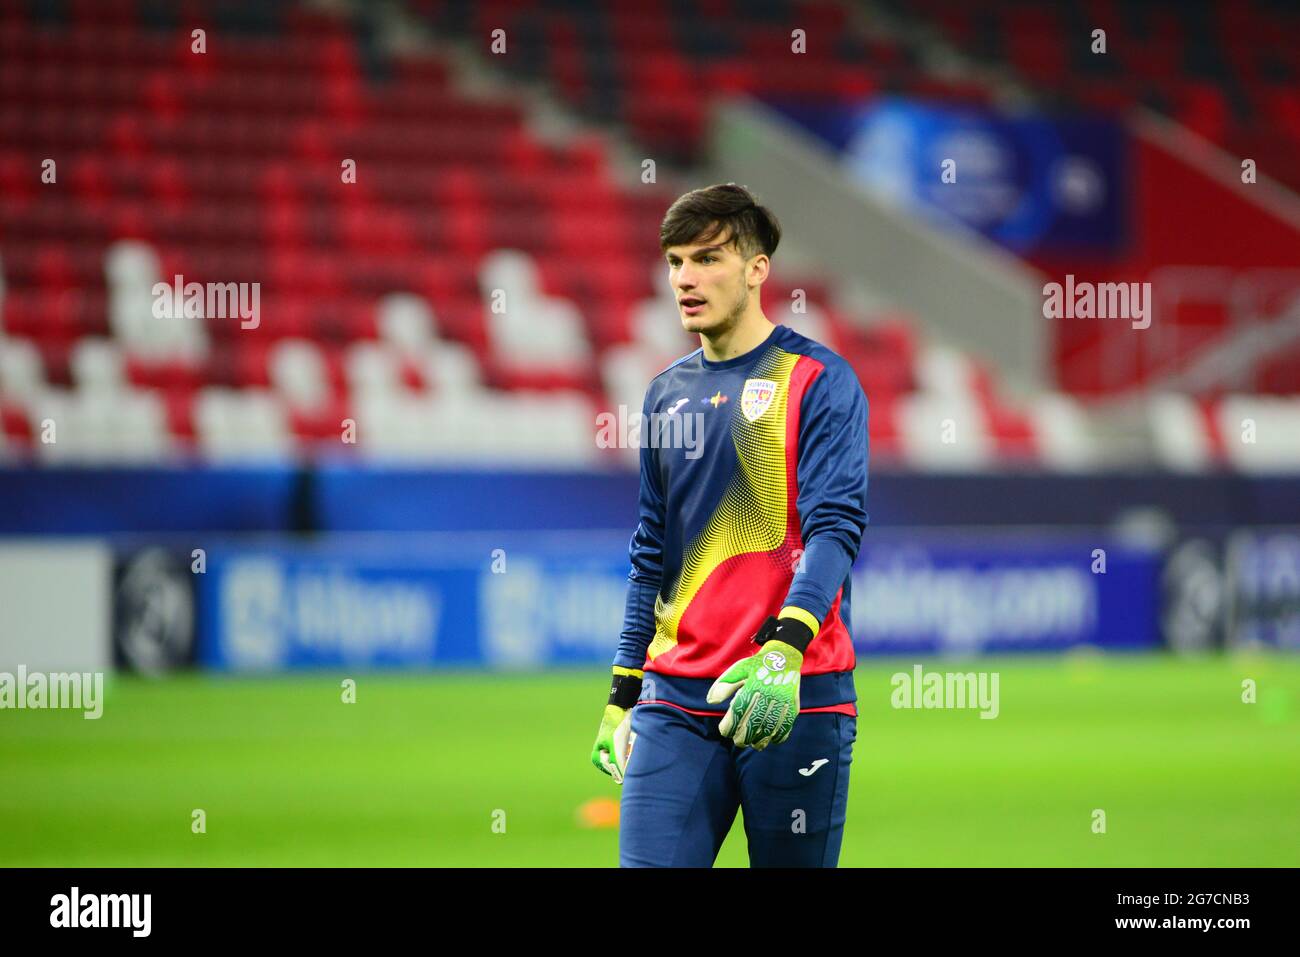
[373,292,482,397]
[1147,393,1212,472]
[897,392,994,470]
[194,388,291,460]
[478,249,592,372]
[0,338,46,401]
[419,341,481,395]
[1217,396,1300,472]
[914,343,978,397]
[377,292,438,349]
[1030,393,1098,471]
[28,389,172,463]
[344,341,403,399]
[70,338,127,395]
[269,338,329,411]
[351,388,596,465]
[104,239,209,363]
[478,249,543,302]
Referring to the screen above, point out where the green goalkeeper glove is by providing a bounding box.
[590,666,641,784]
[706,614,815,750]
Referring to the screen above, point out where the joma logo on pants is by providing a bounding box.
[50,887,151,938]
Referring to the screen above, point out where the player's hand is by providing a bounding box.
[590,704,634,784]
[707,617,809,749]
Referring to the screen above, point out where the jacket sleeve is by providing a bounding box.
[780,361,869,635]
[612,388,665,670]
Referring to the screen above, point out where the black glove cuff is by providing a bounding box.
[609,672,643,709]
[751,615,814,655]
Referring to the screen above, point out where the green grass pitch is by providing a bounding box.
[2,653,1297,866]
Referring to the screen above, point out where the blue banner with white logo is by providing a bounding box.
[849,534,1159,655]
[1224,529,1300,650]
[766,96,1128,255]
[194,535,635,670]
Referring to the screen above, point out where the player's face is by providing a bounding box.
[665,234,752,337]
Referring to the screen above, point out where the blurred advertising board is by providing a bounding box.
[192,531,1160,671]
[766,96,1128,255]
[112,547,196,674]
[1226,529,1300,650]
[194,536,630,670]
[850,534,1159,655]
[1163,528,1300,652]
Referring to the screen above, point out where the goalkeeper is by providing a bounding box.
[590,184,869,867]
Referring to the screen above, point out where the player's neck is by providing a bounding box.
[699,311,775,363]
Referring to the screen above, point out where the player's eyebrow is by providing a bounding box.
[666,246,725,260]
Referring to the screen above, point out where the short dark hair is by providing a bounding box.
[659,183,781,261]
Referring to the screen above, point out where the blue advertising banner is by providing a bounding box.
[766,96,1129,255]
[194,534,633,670]
[850,534,1159,655]
[1161,528,1300,652]
[1224,529,1300,650]
[194,532,1161,670]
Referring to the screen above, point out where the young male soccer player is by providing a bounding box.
[589,183,869,867]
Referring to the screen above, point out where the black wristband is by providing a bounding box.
[608,672,643,710]
[751,615,814,655]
